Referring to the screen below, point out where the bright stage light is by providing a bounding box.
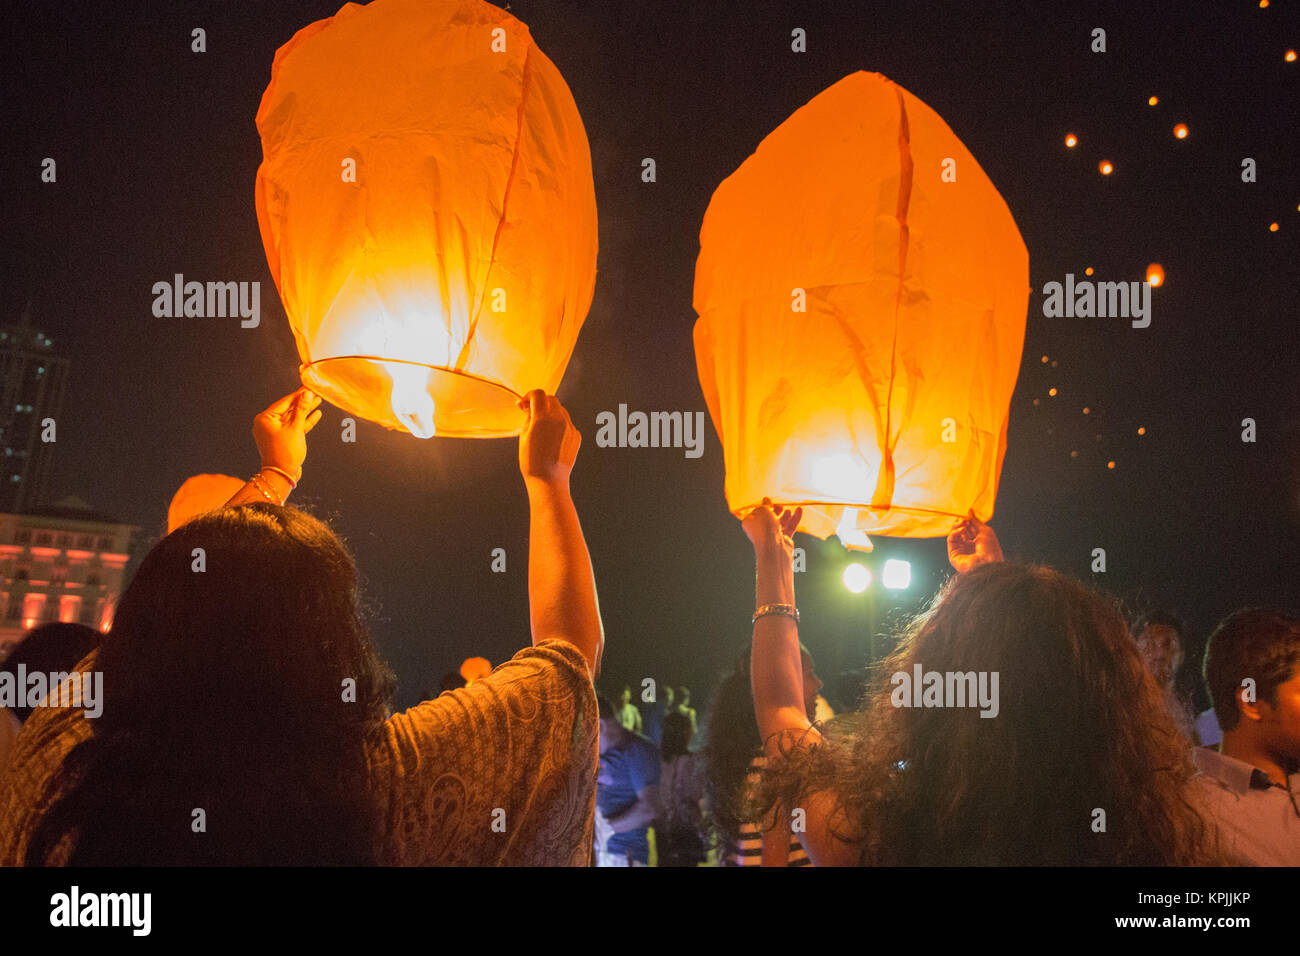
[843,562,872,593]
[882,558,912,590]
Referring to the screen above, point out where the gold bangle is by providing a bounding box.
[753,604,799,625]
[262,465,300,488]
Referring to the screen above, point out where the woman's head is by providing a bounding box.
[757,562,1215,865]
[28,503,394,865]
[661,711,694,760]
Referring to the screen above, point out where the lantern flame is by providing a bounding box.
[389,364,438,439]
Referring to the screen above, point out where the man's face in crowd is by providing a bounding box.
[1137,624,1183,686]
[1258,668,1300,766]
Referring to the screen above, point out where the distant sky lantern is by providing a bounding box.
[1085,266,1094,275]
[1065,133,1077,147]
[167,474,247,533]
[460,657,492,683]
[1138,426,1146,435]
[1270,222,1280,232]
[1173,123,1189,139]
[1146,263,1165,286]
[1049,387,1058,396]
[693,72,1029,550]
[1099,160,1114,175]
[1148,96,1159,106]
[1287,49,1296,62]
[254,0,598,438]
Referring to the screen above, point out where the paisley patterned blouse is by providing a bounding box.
[0,639,597,866]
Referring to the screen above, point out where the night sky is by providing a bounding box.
[4,0,1297,714]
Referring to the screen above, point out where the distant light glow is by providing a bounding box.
[1146,263,1165,287]
[1084,267,1094,276]
[1148,95,1159,106]
[843,563,872,593]
[1107,461,1116,470]
[1287,49,1297,62]
[1049,387,1058,397]
[1173,123,1188,139]
[1099,160,1114,175]
[1082,407,1091,415]
[1138,426,1146,435]
[1269,222,1279,232]
[882,559,911,590]
[1064,133,1077,148]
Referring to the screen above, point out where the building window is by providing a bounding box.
[21,593,45,629]
[15,529,31,544]
[58,595,82,624]
[56,534,72,547]
[35,532,52,546]
[14,569,28,581]
[76,535,93,548]
[97,537,113,550]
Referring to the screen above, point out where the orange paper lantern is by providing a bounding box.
[167,474,247,533]
[460,656,492,683]
[693,72,1029,549]
[255,0,597,438]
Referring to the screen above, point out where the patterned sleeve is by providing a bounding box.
[371,638,598,866]
[0,653,98,866]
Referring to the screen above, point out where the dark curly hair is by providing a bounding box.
[25,503,395,865]
[702,652,761,858]
[752,562,1219,865]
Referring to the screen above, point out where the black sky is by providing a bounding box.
[3,0,1297,712]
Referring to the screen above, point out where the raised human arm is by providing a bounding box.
[224,387,323,507]
[519,390,604,678]
[946,510,1004,573]
[745,500,819,751]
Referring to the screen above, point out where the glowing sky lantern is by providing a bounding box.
[693,72,1029,550]
[1099,160,1114,175]
[460,657,492,683]
[1064,133,1077,147]
[1146,263,1165,287]
[167,474,247,533]
[1173,123,1189,139]
[254,0,598,438]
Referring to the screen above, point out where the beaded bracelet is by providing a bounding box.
[249,472,283,506]
[753,603,799,625]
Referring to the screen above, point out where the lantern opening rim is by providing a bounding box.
[301,355,528,439]
[735,499,980,539]
[301,355,523,401]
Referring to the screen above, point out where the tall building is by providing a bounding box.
[0,302,70,513]
[0,498,136,659]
